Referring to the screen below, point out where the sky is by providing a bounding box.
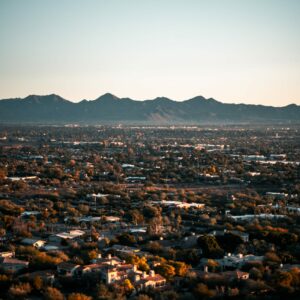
[0,0,299,106]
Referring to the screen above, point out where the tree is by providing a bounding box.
[249,267,263,280]
[274,270,293,288]
[138,257,150,272]
[44,287,64,300]
[155,264,175,280]
[117,233,136,246]
[88,249,99,261]
[216,233,244,253]
[197,235,223,258]
[33,275,43,290]
[68,293,92,300]
[148,216,162,235]
[170,261,188,276]
[0,228,6,238]
[194,283,215,299]
[146,241,163,254]
[96,283,111,299]
[206,259,219,272]
[0,167,7,179]
[265,252,281,264]
[8,282,32,298]
[123,279,134,293]
[129,209,144,225]
[135,295,152,300]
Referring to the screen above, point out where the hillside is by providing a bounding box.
[0,93,299,124]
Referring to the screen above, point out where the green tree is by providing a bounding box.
[197,235,223,258]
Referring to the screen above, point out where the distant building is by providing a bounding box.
[210,230,249,242]
[151,200,205,209]
[21,211,41,218]
[0,257,29,273]
[19,270,55,285]
[214,253,264,269]
[49,230,85,243]
[59,254,166,291]
[21,238,46,249]
[0,251,14,258]
[266,192,288,200]
[57,262,80,276]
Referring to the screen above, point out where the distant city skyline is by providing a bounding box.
[0,0,300,106]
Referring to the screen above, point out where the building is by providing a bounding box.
[0,251,14,258]
[210,230,249,242]
[214,253,264,269]
[222,270,249,281]
[151,200,205,209]
[21,238,46,249]
[19,270,55,285]
[134,270,166,291]
[48,230,85,243]
[72,254,166,291]
[0,257,29,273]
[57,262,80,276]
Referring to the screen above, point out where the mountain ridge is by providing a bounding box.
[0,93,299,124]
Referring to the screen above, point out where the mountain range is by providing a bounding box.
[0,93,299,124]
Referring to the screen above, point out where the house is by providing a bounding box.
[128,227,147,234]
[78,216,101,223]
[42,244,61,251]
[87,193,109,199]
[104,263,167,290]
[280,264,300,272]
[105,264,136,284]
[21,238,46,249]
[76,255,127,278]
[151,200,205,209]
[229,214,286,221]
[122,164,135,168]
[84,255,167,291]
[57,262,80,276]
[243,155,266,162]
[104,263,166,290]
[125,176,146,183]
[0,251,14,258]
[210,229,249,242]
[196,270,249,282]
[222,270,249,281]
[213,253,264,269]
[134,270,166,291]
[266,192,288,200]
[91,254,122,266]
[109,244,141,256]
[21,211,41,218]
[0,257,29,273]
[103,216,121,223]
[180,234,202,249]
[76,263,108,276]
[19,270,55,285]
[49,230,85,243]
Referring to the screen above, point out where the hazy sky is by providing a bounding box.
[0,0,299,105]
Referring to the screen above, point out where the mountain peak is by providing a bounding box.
[95,93,119,101]
[186,95,219,103]
[152,97,173,102]
[24,94,68,104]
